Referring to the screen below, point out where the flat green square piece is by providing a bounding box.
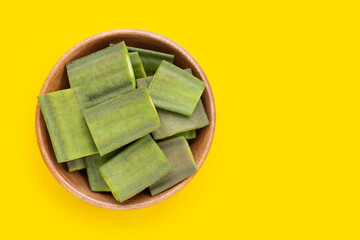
[148,61,206,116]
[84,149,122,192]
[152,99,209,140]
[136,68,192,89]
[100,135,173,202]
[84,87,161,156]
[129,52,146,78]
[66,42,135,109]
[136,76,153,88]
[136,68,208,140]
[162,130,196,141]
[150,136,197,196]
[66,158,86,172]
[38,88,98,163]
[127,46,174,75]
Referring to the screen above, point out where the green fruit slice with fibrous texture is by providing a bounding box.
[84,87,161,156]
[136,76,153,88]
[162,130,196,141]
[66,42,135,109]
[149,61,205,116]
[100,135,172,202]
[152,99,209,140]
[136,67,206,140]
[183,68,193,75]
[149,136,197,196]
[129,52,147,79]
[67,158,86,172]
[176,130,196,140]
[84,154,111,192]
[38,88,98,163]
[84,148,122,192]
[127,46,174,76]
[136,68,192,89]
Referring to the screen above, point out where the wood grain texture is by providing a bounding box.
[35,29,215,210]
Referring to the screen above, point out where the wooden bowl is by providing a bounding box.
[35,29,216,210]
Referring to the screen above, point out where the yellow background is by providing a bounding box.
[1,0,359,239]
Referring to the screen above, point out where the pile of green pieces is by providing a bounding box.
[38,42,209,202]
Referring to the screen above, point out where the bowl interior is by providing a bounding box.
[36,29,215,210]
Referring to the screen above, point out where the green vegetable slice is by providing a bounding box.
[127,46,174,75]
[129,52,147,78]
[162,130,196,141]
[84,149,122,192]
[67,158,86,172]
[152,99,209,140]
[184,68,193,74]
[136,68,192,89]
[136,68,207,139]
[136,76,153,88]
[84,87,161,156]
[38,88,98,163]
[100,135,172,202]
[149,61,206,116]
[149,136,197,196]
[66,42,135,109]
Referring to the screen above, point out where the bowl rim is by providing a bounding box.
[35,29,216,210]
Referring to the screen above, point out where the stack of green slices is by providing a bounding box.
[38,42,209,202]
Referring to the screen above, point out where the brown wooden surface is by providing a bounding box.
[35,29,216,210]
